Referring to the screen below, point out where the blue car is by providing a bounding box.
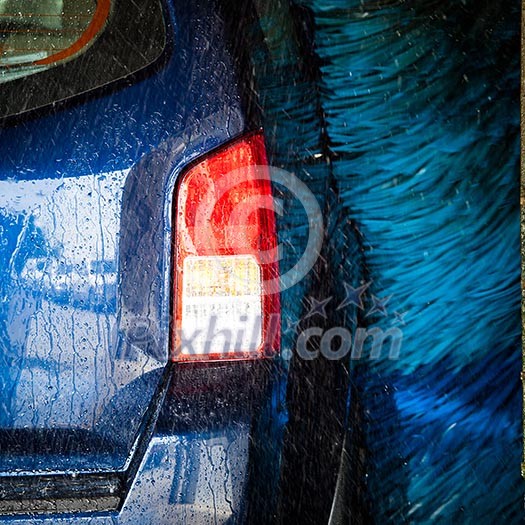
[0,0,308,523]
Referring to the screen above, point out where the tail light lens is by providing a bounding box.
[172,132,280,362]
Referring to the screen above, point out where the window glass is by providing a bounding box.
[0,0,166,119]
[0,0,109,84]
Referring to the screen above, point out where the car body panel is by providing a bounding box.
[0,0,250,479]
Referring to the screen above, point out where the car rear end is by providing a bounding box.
[0,0,284,522]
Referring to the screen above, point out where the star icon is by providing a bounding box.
[337,281,371,310]
[284,316,301,334]
[304,296,332,320]
[392,311,407,326]
[366,294,392,317]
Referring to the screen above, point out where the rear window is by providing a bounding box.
[0,0,166,119]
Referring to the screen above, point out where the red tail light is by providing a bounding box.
[171,132,280,361]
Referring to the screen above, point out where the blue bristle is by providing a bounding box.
[251,0,521,520]
[288,0,522,521]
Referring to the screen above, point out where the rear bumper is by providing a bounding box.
[1,428,250,524]
[121,429,250,525]
[0,361,281,524]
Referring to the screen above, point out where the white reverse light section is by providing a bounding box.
[181,255,263,356]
